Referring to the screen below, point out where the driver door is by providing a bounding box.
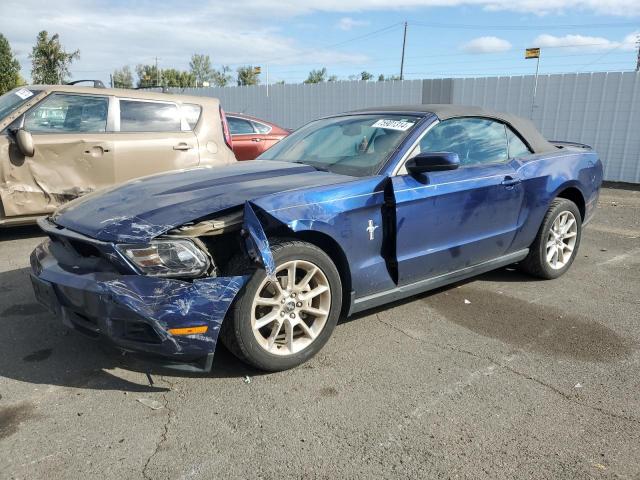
[0,92,115,217]
[392,117,525,285]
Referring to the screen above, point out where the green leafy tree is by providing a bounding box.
[360,71,373,81]
[162,68,195,88]
[0,34,21,94]
[189,54,213,87]
[30,31,79,84]
[211,65,232,87]
[112,65,133,88]
[304,67,327,84]
[328,74,338,82]
[378,74,401,82]
[236,66,260,86]
[136,64,160,88]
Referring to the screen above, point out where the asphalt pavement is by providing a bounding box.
[0,186,638,479]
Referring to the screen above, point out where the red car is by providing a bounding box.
[226,113,290,160]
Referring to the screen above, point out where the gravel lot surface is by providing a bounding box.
[0,187,638,479]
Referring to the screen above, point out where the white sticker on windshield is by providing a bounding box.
[14,88,34,100]
[371,119,415,131]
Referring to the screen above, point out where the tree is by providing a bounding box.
[30,31,79,84]
[161,68,195,88]
[136,64,160,88]
[189,54,213,87]
[304,67,327,84]
[378,74,401,82]
[112,66,133,88]
[236,66,260,86]
[0,34,21,94]
[360,71,373,81]
[211,65,232,87]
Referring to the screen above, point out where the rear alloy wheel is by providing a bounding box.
[520,198,582,279]
[221,240,342,371]
[545,210,578,270]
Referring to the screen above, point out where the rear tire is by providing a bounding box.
[520,198,582,279]
[220,239,342,371]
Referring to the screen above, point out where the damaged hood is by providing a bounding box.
[52,161,352,243]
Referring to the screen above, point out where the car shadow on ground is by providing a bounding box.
[342,266,541,324]
[0,263,541,391]
[0,266,266,393]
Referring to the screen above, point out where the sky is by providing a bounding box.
[0,0,638,85]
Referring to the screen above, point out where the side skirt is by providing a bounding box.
[349,249,529,315]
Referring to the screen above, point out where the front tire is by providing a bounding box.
[520,198,582,279]
[220,239,342,371]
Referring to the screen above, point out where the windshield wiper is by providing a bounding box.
[290,161,329,172]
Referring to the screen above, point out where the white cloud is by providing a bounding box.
[533,32,639,51]
[0,0,369,83]
[2,0,638,84]
[234,0,640,17]
[337,17,371,31]
[462,36,512,53]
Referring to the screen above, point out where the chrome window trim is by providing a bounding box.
[226,113,273,137]
[249,119,272,135]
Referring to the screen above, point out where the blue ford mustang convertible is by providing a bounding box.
[30,105,603,371]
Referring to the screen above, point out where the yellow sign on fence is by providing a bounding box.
[525,48,540,59]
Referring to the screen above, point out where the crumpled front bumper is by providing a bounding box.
[30,240,247,371]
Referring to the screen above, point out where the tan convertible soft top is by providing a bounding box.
[352,104,557,154]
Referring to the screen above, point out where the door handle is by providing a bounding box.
[501,176,521,187]
[83,146,110,156]
[251,138,262,142]
[173,143,193,151]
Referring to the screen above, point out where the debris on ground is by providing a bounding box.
[574,383,583,388]
[600,248,608,252]
[464,299,471,304]
[137,398,164,410]
[243,376,252,384]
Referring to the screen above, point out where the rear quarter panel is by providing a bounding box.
[510,149,602,251]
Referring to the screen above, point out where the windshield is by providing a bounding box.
[258,114,421,176]
[0,88,39,120]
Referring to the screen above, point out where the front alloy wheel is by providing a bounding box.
[221,239,342,371]
[251,260,331,356]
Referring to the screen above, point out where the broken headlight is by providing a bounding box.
[116,239,210,278]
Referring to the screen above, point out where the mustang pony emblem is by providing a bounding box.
[366,220,379,241]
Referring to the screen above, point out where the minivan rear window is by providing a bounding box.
[120,100,181,132]
[181,104,202,130]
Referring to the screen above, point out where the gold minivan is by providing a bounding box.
[0,85,236,226]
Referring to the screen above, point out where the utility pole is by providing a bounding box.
[155,56,159,86]
[400,21,408,80]
[636,33,640,72]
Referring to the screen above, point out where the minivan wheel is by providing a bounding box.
[220,239,342,371]
[520,198,582,279]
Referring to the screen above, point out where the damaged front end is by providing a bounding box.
[30,209,275,372]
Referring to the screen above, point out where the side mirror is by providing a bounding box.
[15,129,35,157]
[405,152,459,174]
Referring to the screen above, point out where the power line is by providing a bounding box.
[411,21,639,30]
[262,22,403,65]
